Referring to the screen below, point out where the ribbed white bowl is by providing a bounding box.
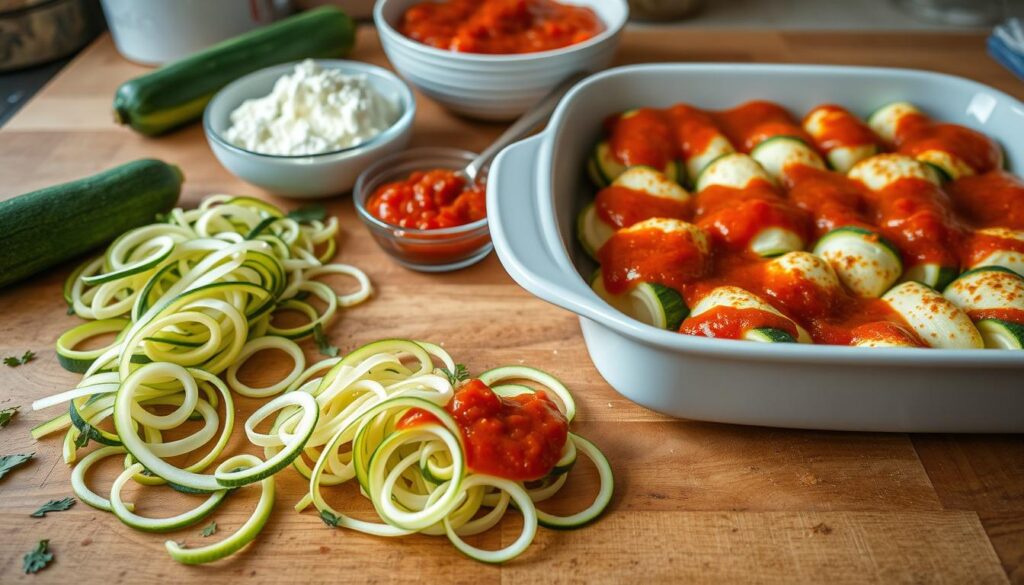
[375,0,627,121]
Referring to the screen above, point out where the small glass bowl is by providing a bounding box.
[353,148,492,272]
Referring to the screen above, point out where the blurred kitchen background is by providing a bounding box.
[1,0,1022,126]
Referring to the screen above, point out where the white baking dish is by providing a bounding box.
[487,63,1024,433]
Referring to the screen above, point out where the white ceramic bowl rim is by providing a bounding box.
[374,0,628,64]
[203,59,416,160]
[353,146,490,237]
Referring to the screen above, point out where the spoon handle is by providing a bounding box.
[465,71,588,181]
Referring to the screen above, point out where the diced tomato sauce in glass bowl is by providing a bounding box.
[399,0,605,55]
[354,147,492,272]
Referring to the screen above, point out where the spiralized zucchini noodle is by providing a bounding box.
[32,196,612,564]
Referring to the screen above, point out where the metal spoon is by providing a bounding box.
[459,71,588,185]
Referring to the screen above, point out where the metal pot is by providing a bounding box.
[0,0,101,72]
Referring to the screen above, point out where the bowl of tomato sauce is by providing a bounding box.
[374,0,628,121]
[354,147,493,271]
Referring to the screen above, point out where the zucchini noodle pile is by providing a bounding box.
[31,197,612,564]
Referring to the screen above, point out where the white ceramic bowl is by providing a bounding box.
[204,60,416,199]
[488,63,1024,433]
[374,0,628,120]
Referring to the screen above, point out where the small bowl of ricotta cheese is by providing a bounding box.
[204,59,415,198]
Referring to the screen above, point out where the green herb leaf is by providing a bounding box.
[0,406,19,428]
[319,509,340,528]
[440,364,469,385]
[313,324,339,357]
[73,425,92,449]
[4,351,35,367]
[31,497,75,518]
[287,204,327,223]
[0,453,33,480]
[201,521,217,537]
[23,539,53,574]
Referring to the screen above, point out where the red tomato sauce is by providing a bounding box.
[598,225,708,295]
[367,168,486,230]
[960,230,1024,267]
[595,185,689,229]
[893,113,1001,175]
[866,178,963,267]
[693,182,811,253]
[666,104,724,160]
[679,306,798,339]
[606,108,678,170]
[785,166,873,237]
[804,104,879,151]
[397,379,568,481]
[947,171,1024,230]
[968,308,1024,323]
[399,0,604,54]
[713,101,813,153]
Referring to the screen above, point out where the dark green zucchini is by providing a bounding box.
[113,7,356,136]
[0,159,182,288]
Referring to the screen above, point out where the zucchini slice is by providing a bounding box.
[750,226,805,258]
[848,153,940,191]
[902,263,959,291]
[749,135,824,182]
[688,286,812,343]
[612,166,690,203]
[915,149,974,181]
[881,281,983,349]
[587,141,681,188]
[743,327,797,343]
[976,319,1024,349]
[812,226,903,298]
[576,204,615,259]
[867,101,920,143]
[684,134,735,185]
[802,106,879,173]
[966,228,1024,276]
[591,270,688,330]
[694,153,773,192]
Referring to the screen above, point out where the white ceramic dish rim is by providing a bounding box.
[203,59,416,161]
[496,62,1024,369]
[374,0,628,65]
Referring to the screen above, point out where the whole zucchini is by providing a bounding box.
[113,7,356,136]
[0,159,182,288]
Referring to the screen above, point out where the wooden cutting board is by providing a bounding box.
[1,26,1022,584]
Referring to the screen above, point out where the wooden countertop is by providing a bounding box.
[0,27,1022,584]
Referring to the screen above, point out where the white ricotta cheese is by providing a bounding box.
[224,59,396,156]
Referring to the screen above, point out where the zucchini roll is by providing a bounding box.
[680,286,812,343]
[812,226,903,298]
[666,104,736,183]
[881,281,983,349]
[763,251,843,317]
[802,104,880,173]
[960,227,1024,276]
[596,217,710,298]
[588,109,682,188]
[849,321,924,348]
[946,170,1024,231]
[943,267,1024,349]
[694,154,808,257]
[577,167,691,258]
[849,153,961,289]
[749,135,825,184]
[868,101,1003,179]
[590,268,688,331]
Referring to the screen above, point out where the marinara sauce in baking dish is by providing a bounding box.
[579,99,1024,350]
[399,0,605,54]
